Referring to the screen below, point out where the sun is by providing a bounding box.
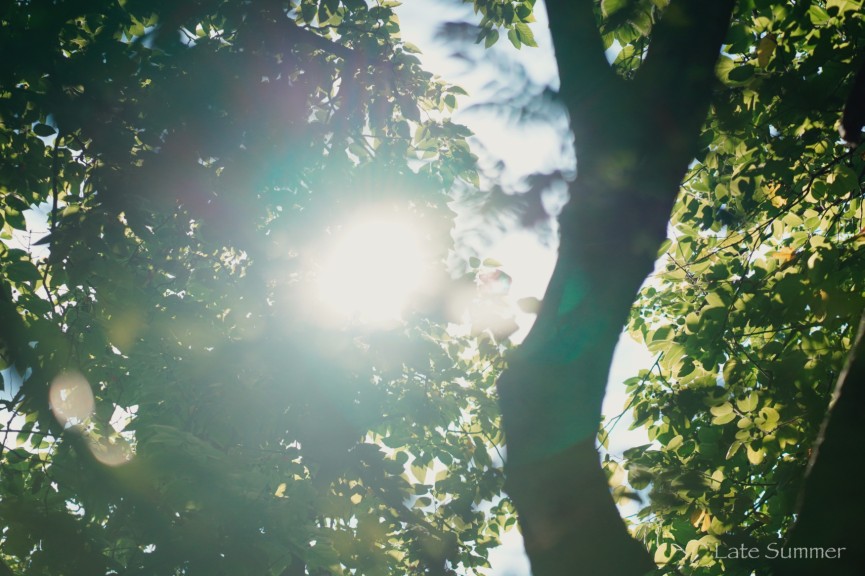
[316,216,430,326]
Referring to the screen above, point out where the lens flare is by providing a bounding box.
[316,217,430,326]
[49,371,95,428]
[89,434,134,466]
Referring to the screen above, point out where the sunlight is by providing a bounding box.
[49,371,94,428]
[316,216,430,326]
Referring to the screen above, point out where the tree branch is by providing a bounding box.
[635,0,737,183]
[41,131,63,313]
[840,54,865,145]
[291,22,356,62]
[497,2,736,575]
[775,312,865,575]
[502,0,736,468]
[544,0,624,155]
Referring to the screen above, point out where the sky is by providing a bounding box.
[395,2,654,574]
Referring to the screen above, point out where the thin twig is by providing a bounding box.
[41,131,63,313]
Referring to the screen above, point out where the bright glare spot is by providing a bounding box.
[49,371,95,428]
[89,404,137,466]
[106,308,145,352]
[48,372,135,466]
[89,434,134,466]
[317,217,429,326]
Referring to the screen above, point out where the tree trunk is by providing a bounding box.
[776,52,865,576]
[496,1,736,574]
[775,314,865,576]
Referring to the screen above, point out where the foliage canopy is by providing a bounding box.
[0,1,530,574]
[599,0,865,573]
[2,1,865,576]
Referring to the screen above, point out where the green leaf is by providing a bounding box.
[755,406,780,431]
[746,444,765,465]
[712,412,736,426]
[32,123,57,137]
[705,292,725,309]
[660,342,685,371]
[3,208,25,230]
[808,5,831,24]
[507,28,521,49]
[725,441,742,460]
[514,22,537,48]
[710,402,735,425]
[827,0,863,15]
[736,392,758,413]
[727,65,755,83]
[756,35,776,68]
[5,260,42,283]
[410,462,428,482]
[715,55,735,82]
[503,3,515,24]
[300,1,316,23]
[516,4,534,21]
[601,0,630,17]
[484,28,499,48]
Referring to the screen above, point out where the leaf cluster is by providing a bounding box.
[0,1,528,575]
[612,1,865,573]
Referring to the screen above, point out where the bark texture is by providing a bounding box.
[777,55,865,575]
[840,56,865,145]
[775,314,865,576]
[496,1,736,574]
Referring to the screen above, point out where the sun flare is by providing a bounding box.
[316,217,429,325]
